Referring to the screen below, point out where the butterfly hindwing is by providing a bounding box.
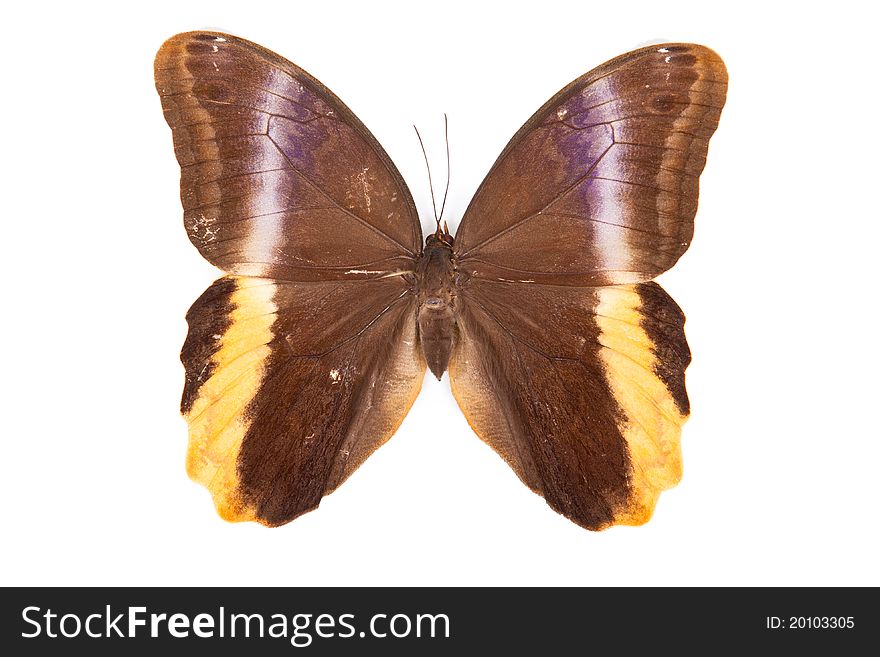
[181,275,425,525]
[451,281,689,529]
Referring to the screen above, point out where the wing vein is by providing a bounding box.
[265,128,416,256]
[458,140,615,258]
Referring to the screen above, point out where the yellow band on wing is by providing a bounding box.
[184,277,277,522]
[595,285,687,526]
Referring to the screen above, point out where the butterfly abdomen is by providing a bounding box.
[416,234,458,379]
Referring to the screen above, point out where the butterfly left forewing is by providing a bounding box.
[155,32,421,280]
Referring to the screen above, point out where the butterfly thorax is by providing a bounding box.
[416,233,457,380]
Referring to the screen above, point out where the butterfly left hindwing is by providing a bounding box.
[180,275,425,525]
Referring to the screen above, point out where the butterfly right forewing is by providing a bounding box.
[454,44,727,287]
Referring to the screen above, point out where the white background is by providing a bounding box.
[2,1,878,586]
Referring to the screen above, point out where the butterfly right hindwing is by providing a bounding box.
[451,281,690,529]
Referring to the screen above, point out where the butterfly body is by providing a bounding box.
[156,32,726,530]
[414,232,458,379]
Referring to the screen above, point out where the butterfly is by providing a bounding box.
[154,32,727,530]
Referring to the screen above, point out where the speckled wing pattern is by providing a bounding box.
[156,32,425,525]
[451,44,727,528]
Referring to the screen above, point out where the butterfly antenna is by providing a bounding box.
[413,124,440,234]
[438,113,451,232]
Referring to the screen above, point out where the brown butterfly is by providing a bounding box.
[154,32,727,530]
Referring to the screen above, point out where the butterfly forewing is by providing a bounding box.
[454,44,727,287]
[155,32,422,281]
